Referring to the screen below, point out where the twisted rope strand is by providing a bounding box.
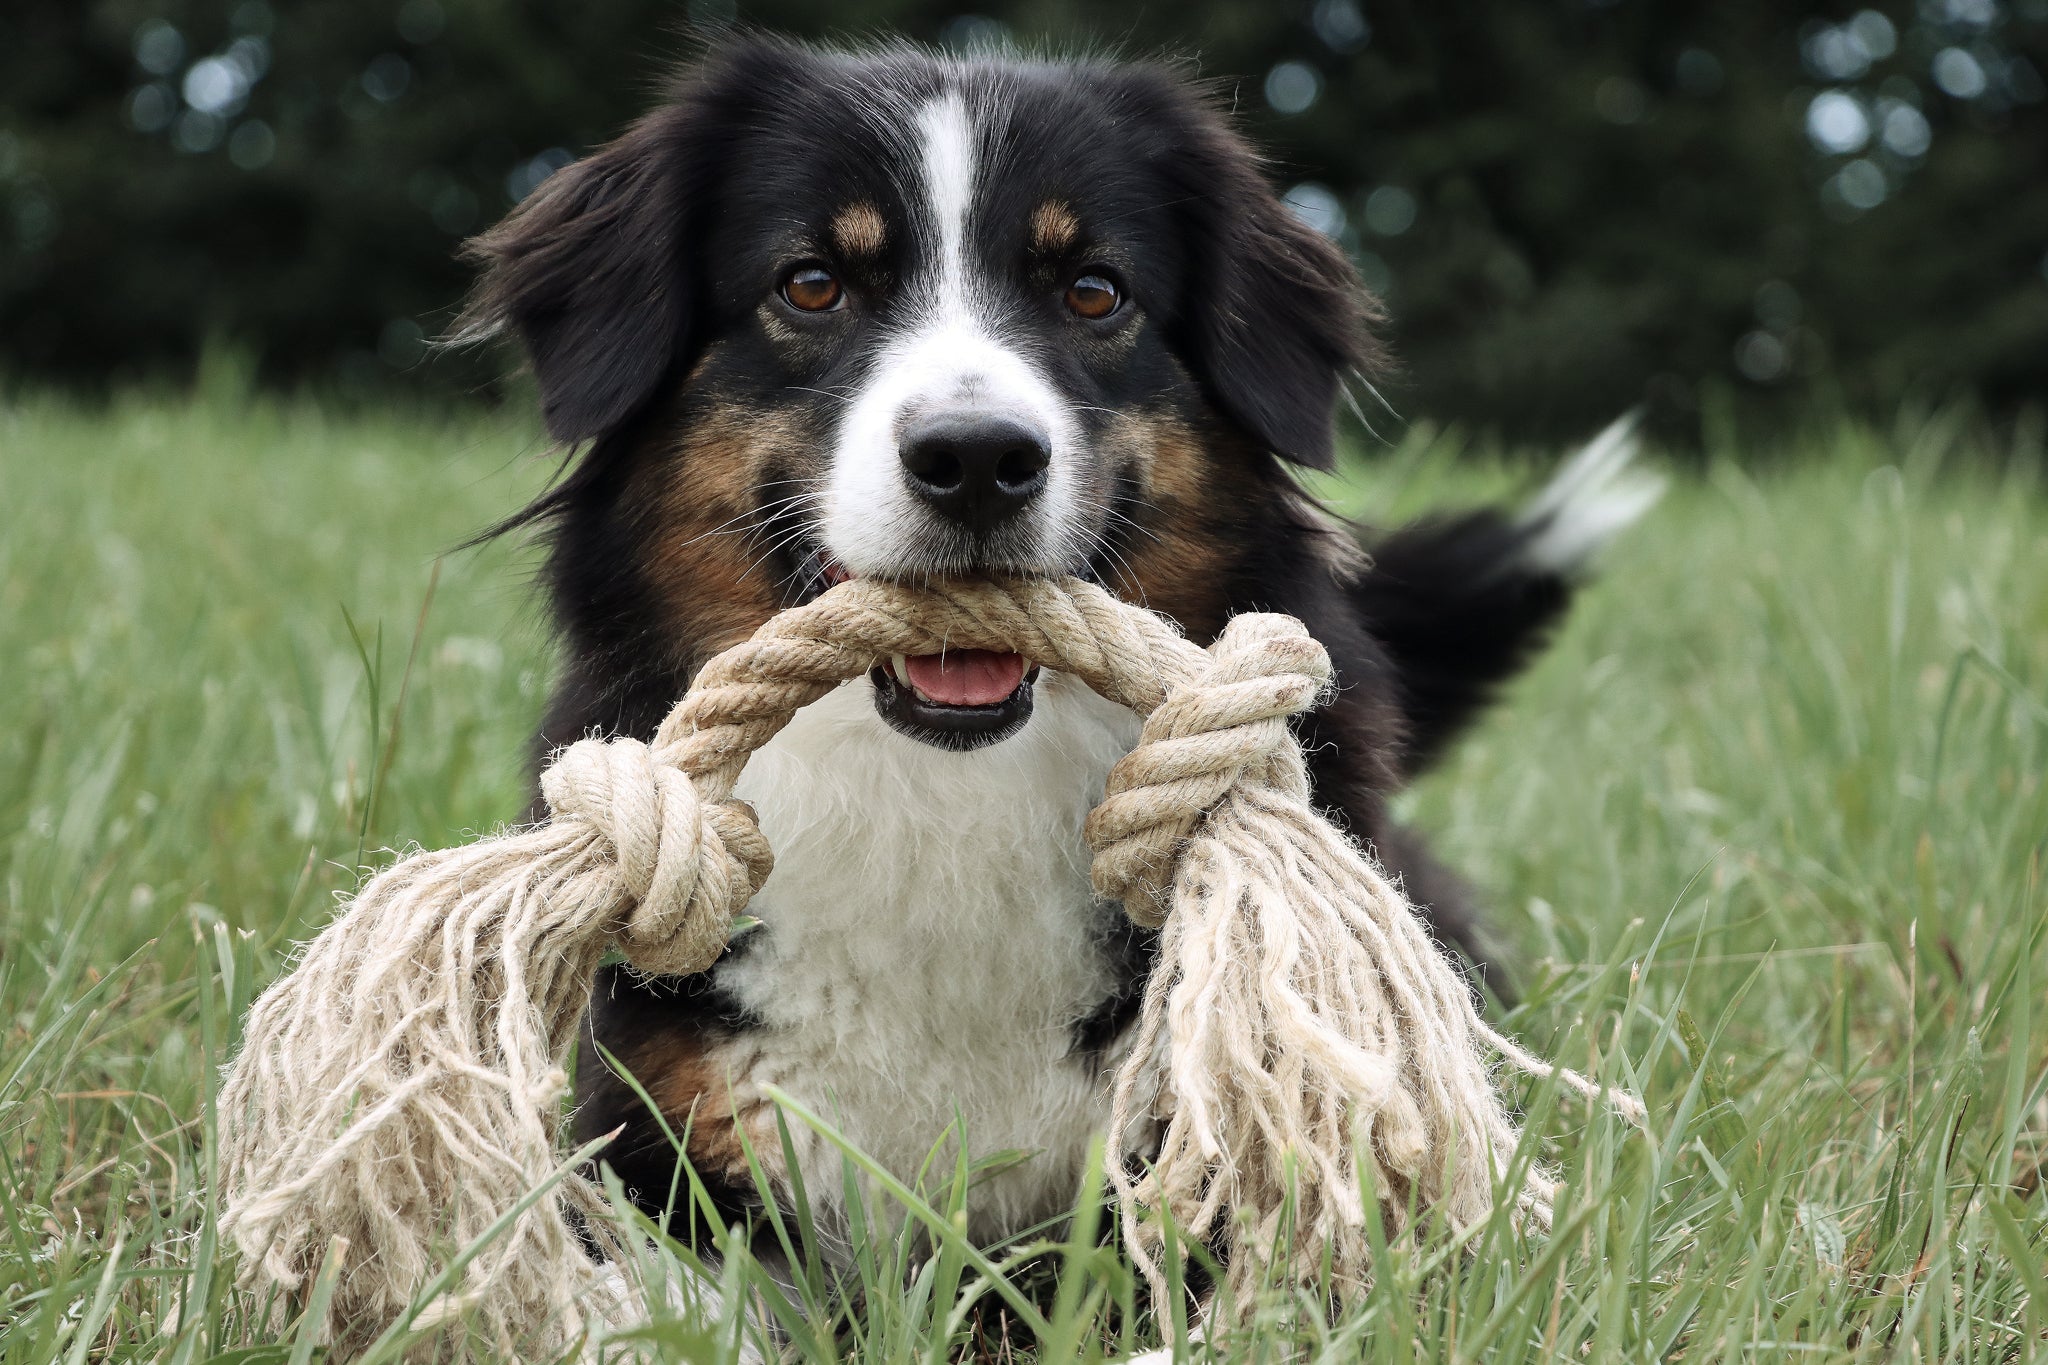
[215,575,1640,1358]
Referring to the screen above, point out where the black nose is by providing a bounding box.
[898,416,1051,533]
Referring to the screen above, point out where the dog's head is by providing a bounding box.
[468,38,1377,748]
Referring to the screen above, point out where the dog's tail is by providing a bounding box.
[1354,415,1663,777]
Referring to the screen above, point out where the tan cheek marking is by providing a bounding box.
[830,202,888,259]
[632,404,821,675]
[1104,412,1245,642]
[1030,200,1081,256]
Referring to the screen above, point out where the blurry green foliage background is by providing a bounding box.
[3,0,2044,440]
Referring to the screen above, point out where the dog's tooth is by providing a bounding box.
[890,653,909,680]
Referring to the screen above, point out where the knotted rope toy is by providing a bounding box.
[217,575,1641,1356]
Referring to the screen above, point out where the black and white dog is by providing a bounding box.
[463,34,1652,1281]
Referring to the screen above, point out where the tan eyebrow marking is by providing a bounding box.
[829,202,888,258]
[1029,200,1082,255]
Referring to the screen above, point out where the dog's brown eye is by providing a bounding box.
[781,265,843,313]
[1065,272,1120,320]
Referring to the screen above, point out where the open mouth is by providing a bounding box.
[806,554,1040,750]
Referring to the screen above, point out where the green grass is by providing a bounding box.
[2,385,2043,1362]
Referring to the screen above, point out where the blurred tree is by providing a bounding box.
[2,0,2043,440]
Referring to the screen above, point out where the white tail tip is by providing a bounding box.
[1516,413,1664,575]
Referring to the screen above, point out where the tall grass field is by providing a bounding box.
[2,386,2043,1362]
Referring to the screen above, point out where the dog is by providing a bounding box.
[461,32,1653,1315]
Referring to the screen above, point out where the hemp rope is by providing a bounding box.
[216,575,1641,1357]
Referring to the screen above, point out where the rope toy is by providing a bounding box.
[217,575,1641,1355]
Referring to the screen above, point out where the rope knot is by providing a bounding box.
[217,576,1630,1350]
[539,736,773,975]
[1085,613,1333,926]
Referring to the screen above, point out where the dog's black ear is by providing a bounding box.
[461,104,701,444]
[1134,72,1381,470]
[1196,197,1377,470]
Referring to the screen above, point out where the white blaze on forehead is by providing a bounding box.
[822,88,1083,578]
[917,92,977,312]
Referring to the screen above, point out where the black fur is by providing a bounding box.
[1114,69,1382,470]
[462,43,796,443]
[463,36,1590,1218]
[1356,510,1575,776]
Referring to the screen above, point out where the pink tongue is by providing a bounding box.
[903,649,1028,707]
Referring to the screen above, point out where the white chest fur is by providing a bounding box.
[720,671,1143,1240]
